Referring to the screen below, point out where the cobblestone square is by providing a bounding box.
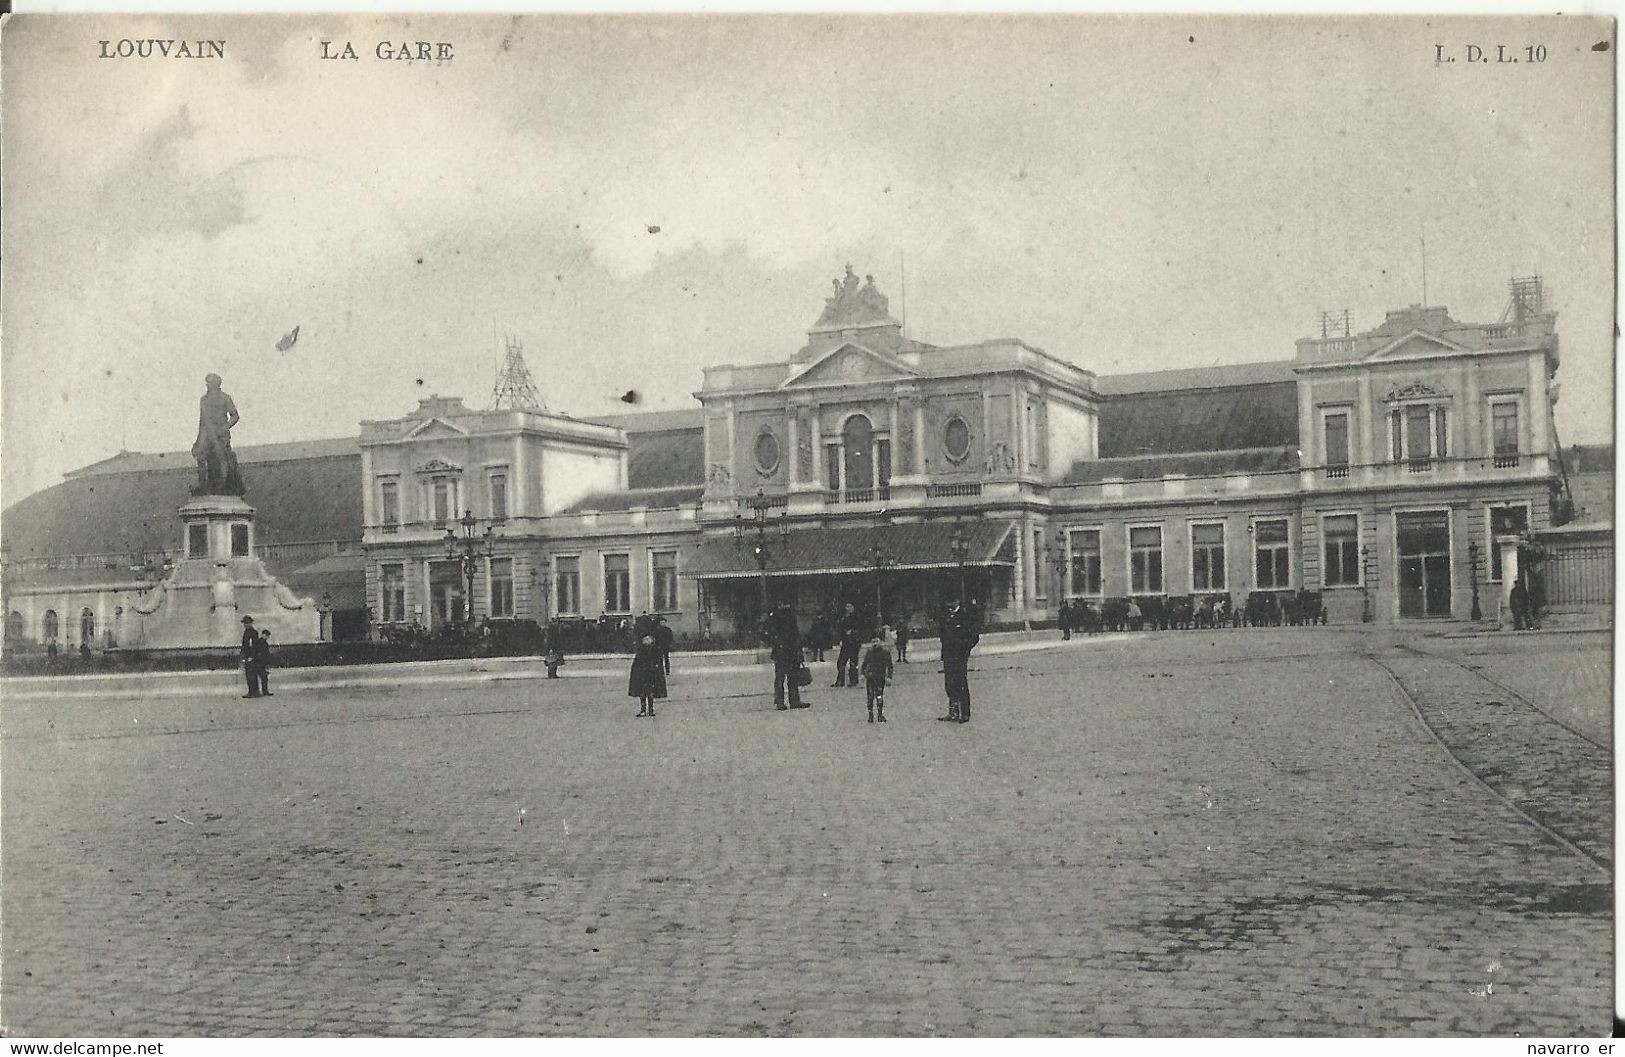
[1,628,1611,1036]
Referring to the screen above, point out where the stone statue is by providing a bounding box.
[192,373,246,496]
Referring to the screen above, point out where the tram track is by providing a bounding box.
[1362,649,1610,877]
[1392,641,1610,752]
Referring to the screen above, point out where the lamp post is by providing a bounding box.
[1468,541,1483,621]
[443,509,494,625]
[733,488,788,621]
[868,542,896,622]
[1360,545,1374,623]
[531,564,552,623]
[949,523,971,608]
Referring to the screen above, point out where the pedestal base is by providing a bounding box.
[116,496,320,649]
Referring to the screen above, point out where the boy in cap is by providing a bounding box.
[859,627,894,723]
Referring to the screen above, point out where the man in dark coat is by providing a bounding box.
[808,612,831,662]
[253,630,274,697]
[240,616,261,698]
[654,615,674,675]
[938,601,981,723]
[763,604,808,710]
[831,602,862,687]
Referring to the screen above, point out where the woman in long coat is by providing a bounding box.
[629,634,668,717]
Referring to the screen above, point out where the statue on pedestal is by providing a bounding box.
[191,373,246,496]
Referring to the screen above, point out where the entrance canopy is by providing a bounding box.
[686,520,1016,580]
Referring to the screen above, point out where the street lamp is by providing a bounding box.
[531,564,552,622]
[733,488,789,620]
[1360,545,1374,623]
[1468,541,1483,621]
[868,542,896,622]
[443,509,495,625]
[949,523,971,607]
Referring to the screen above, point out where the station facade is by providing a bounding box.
[354,270,1567,637]
[2,270,1580,649]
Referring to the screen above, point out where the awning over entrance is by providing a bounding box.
[685,520,1016,580]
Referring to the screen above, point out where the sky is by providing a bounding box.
[1,13,1615,503]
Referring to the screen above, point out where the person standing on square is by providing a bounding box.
[832,602,862,687]
[629,634,666,717]
[254,629,274,697]
[763,603,807,710]
[240,616,260,698]
[860,629,894,723]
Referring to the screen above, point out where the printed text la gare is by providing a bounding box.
[322,40,454,62]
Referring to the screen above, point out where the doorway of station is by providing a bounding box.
[1396,510,1452,618]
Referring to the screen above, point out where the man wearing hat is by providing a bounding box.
[762,603,808,710]
[240,616,261,698]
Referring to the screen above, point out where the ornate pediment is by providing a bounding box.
[1382,381,1450,403]
[415,457,463,475]
[405,416,471,440]
[1365,329,1472,362]
[783,342,917,389]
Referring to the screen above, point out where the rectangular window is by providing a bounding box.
[652,550,679,611]
[489,558,514,618]
[1405,406,1433,467]
[1323,412,1350,477]
[1033,528,1048,600]
[381,564,406,622]
[1390,410,1403,462]
[603,553,631,614]
[1323,514,1360,586]
[1130,526,1163,594]
[1434,407,1448,460]
[380,480,400,533]
[825,446,841,491]
[1068,530,1102,596]
[1488,505,1530,581]
[1191,523,1226,591]
[1492,402,1520,467]
[489,473,508,522]
[876,439,892,491]
[432,480,453,526]
[1254,519,1291,589]
[555,556,581,616]
[188,523,208,558]
[230,524,250,557]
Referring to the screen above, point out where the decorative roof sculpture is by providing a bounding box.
[811,264,898,332]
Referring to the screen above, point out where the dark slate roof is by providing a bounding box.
[280,553,369,610]
[1094,360,1298,395]
[2,453,362,562]
[625,428,705,489]
[686,520,1015,579]
[585,409,704,433]
[1097,381,1299,458]
[1060,446,1300,485]
[1565,444,1614,473]
[560,486,706,514]
[64,437,360,477]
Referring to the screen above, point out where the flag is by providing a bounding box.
[275,325,300,352]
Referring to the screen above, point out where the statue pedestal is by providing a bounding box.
[117,496,321,650]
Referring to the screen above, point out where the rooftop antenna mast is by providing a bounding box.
[490,335,544,411]
[1420,228,1428,305]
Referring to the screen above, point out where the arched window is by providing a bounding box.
[42,610,58,642]
[842,414,874,494]
[5,611,22,642]
[81,608,96,645]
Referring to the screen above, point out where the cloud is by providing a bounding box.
[95,106,251,241]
